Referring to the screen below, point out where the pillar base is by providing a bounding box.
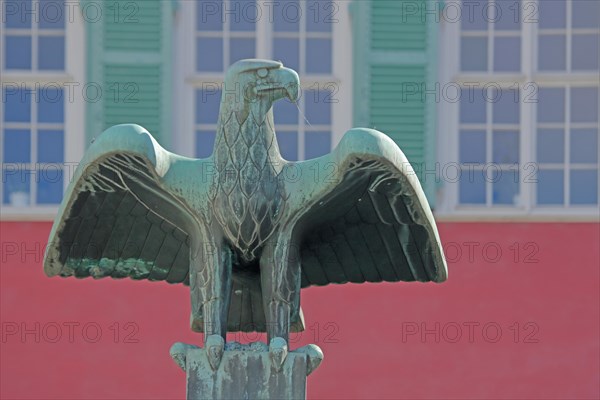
[170,341,323,400]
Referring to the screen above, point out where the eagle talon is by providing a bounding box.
[205,335,225,371]
[269,337,288,372]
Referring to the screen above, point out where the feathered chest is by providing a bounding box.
[210,114,286,262]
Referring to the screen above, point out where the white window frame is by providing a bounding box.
[0,3,85,220]
[173,0,353,159]
[436,0,600,221]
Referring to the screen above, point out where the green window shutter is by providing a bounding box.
[352,0,439,208]
[371,1,427,51]
[370,64,426,164]
[85,0,172,146]
[102,65,162,137]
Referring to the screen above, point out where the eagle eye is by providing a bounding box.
[257,68,268,78]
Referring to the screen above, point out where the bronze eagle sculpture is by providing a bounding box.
[43,59,447,371]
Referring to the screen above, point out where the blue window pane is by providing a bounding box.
[3,88,31,122]
[273,97,298,124]
[277,131,298,161]
[461,37,487,71]
[570,170,598,205]
[306,39,332,74]
[460,88,486,123]
[3,167,31,205]
[273,38,299,73]
[538,35,566,71]
[572,34,599,71]
[39,0,65,29]
[461,0,488,30]
[304,90,331,124]
[572,1,600,29]
[495,0,521,31]
[539,0,565,29]
[230,0,256,31]
[493,169,519,205]
[37,165,63,204]
[197,38,223,72]
[571,129,598,164]
[197,0,223,31]
[306,1,333,32]
[38,129,64,163]
[537,129,564,163]
[38,88,64,123]
[494,37,520,72]
[492,89,519,123]
[5,36,32,69]
[196,89,221,124]
[459,130,486,163]
[536,169,564,205]
[493,131,519,164]
[196,130,216,158]
[4,0,32,28]
[274,0,299,32]
[3,129,31,163]
[571,87,599,123]
[459,168,486,204]
[230,38,255,64]
[38,36,65,70]
[537,88,565,123]
[305,131,331,159]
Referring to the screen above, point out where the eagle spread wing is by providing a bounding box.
[44,126,447,285]
[285,128,448,288]
[43,124,200,284]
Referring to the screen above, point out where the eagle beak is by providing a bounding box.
[255,66,300,102]
[279,67,300,102]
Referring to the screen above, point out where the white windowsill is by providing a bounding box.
[0,206,59,221]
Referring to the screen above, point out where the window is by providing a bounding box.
[195,0,257,72]
[458,86,521,206]
[536,87,598,206]
[2,87,65,206]
[1,0,85,216]
[3,0,66,71]
[537,0,599,72]
[175,0,351,161]
[438,0,599,216]
[460,0,522,72]
[534,0,599,207]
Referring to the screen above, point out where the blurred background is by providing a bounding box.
[1,0,599,399]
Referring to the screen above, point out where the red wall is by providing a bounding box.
[1,221,599,399]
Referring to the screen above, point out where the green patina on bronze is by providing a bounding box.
[43,59,447,378]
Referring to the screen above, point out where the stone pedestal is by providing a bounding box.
[170,342,323,400]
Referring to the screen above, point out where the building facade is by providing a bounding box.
[1,1,599,399]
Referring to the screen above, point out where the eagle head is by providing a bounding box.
[221,59,300,122]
